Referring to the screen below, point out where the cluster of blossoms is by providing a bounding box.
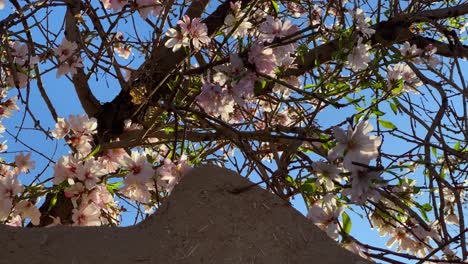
[52,114,98,156]
[347,38,372,72]
[307,194,345,240]
[386,42,441,93]
[195,4,302,122]
[49,115,191,226]
[54,39,84,78]
[0,90,40,226]
[307,121,382,240]
[100,0,162,19]
[4,41,39,88]
[165,15,210,52]
[349,8,375,37]
[399,41,441,68]
[223,1,253,38]
[307,120,460,260]
[345,8,375,71]
[368,200,462,261]
[387,63,422,93]
[328,121,383,203]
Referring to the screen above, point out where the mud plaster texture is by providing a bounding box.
[0,165,372,264]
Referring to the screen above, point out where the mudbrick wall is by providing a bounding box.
[0,165,372,264]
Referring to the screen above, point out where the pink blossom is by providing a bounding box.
[114,43,131,59]
[347,38,371,71]
[310,5,322,25]
[400,41,422,62]
[69,114,97,135]
[10,41,38,66]
[121,151,155,203]
[287,2,306,18]
[101,0,128,12]
[123,151,154,180]
[165,15,210,51]
[387,63,422,93]
[14,152,35,173]
[14,200,41,226]
[328,121,381,171]
[55,39,77,61]
[0,140,7,153]
[273,44,296,68]
[312,161,341,190]
[4,96,20,112]
[272,76,301,98]
[196,79,235,120]
[386,228,416,253]
[84,184,114,210]
[165,28,190,52]
[45,216,62,227]
[231,73,256,104]
[307,194,344,240]
[52,117,70,139]
[136,0,162,19]
[258,16,298,43]
[0,175,24,200]
[349,8,375,37]
[75,159,108,190]
[121,180,152,203]
[64,182,85,199]
[121,152,155,203]
[189,18,210,50]
[0,175,23,221]
[53,154,80,184]
[343,241,369,260]
[0,0,5,10]
[224,10,252,38]
[72,202,101,226]
[0,96,20,118]
[248,43,277,76]
[157,155,191,192]
[54,39,83,78]
[6,70,29,89]
[99,148,129,173]
[5,42,39,88]
[5,214,22,227]
[345,168,383,204]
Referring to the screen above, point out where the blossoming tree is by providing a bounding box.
[1,0,468,262]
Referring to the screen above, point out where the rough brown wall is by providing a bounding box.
[0,165,371,264]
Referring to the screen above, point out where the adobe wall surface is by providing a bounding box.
[0,165,371,264]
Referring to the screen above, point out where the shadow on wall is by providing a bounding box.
[0,165,372,264]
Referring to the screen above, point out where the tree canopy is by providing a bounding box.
[0,0,468,262]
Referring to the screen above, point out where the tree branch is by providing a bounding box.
[64,0,101,116]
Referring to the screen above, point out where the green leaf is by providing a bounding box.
[341,211,352,235]
[379,120,396,129]
[47,193,58,212]
[85,144,101,159]
[372,109,385,117]
[106,181,123,195]
[389,102,398,114]
[285,175,297,187]
[454,141,461,151]
[270,0,279,14]
[419,209,429,222]
[254,79,267,95]
[164,126,175,134]
[421,203,432,212]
